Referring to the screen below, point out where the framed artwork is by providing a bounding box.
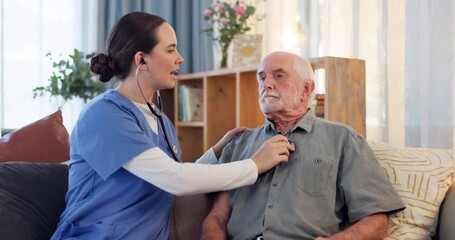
[231,34,263,68]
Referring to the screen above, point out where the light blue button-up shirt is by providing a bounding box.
[220,110,405,240]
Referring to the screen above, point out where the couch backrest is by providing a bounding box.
[0,162,68,239]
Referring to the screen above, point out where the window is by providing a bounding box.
[0,0,96,133]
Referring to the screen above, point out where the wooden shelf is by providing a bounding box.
[177,121,204,127]
[173,67,263,162]
[164,57,365,162]
[310,57,366,136]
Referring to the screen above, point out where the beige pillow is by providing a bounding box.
[369,141,455,239]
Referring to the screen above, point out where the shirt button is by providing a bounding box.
[267,204,273,208]
[272,183,278,187]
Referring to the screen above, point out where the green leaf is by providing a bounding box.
[32,49,105,104]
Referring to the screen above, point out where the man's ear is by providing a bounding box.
[301,81,315,101]
[305,81,316,93]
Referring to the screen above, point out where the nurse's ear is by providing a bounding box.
[134,52,148,70]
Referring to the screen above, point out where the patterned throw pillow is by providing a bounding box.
[369,141,455,240]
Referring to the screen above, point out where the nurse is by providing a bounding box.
[51,12,293,239]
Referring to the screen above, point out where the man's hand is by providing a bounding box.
[315,213,388,240]
[251,135,294,174]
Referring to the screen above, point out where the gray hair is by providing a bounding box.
[293,55,315,85]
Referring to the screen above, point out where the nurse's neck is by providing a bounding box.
[116,78,155,105]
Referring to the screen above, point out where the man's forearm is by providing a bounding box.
[316,213,389,240]
[201,192,232,240]
[201,214,229,240]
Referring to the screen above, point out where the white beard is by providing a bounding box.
[259,90,300,114]
[259,97,283,114]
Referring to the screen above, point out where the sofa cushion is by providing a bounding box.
[438,181,455,239]
[0,162,68,239]
[369,141,455,240]
[0,110,70,163]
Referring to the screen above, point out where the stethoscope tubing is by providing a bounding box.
[136,64,180,162]
[146,101,180,162]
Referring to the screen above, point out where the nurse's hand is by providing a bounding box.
[213,127,248,158]
[251,135,294,174]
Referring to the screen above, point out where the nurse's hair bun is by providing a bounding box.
[90,53,117,82]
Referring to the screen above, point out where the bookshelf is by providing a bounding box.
[310,57,366,136]
[160,57,366,162]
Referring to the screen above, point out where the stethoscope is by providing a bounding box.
[135,59,180,162]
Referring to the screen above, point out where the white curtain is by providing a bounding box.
[260,0,455,148]
[0,0,97,133]
[332,0,454,148]
[317,0,390,144]
[405,0,454,148]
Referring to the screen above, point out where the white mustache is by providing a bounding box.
[261,91,280,99]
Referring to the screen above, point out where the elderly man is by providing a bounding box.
[200,52,404,240]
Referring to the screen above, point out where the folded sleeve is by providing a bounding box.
[74,99,155,180]
[340,136,405,222]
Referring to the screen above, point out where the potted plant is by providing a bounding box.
[33,48,104,107]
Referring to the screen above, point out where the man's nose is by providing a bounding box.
[263,76,274,89]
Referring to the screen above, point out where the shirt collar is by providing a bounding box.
[265,108,316,134]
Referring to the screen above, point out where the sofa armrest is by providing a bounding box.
[438,180,455,239]
[169,194,214,240]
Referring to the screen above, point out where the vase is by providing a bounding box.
[214,41,231,69]
[220,44,229,69]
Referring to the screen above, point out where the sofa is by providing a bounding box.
[0,110,454,240]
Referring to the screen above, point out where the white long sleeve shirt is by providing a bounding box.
[123,102,257,195]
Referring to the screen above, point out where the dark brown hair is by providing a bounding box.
[90,12,166,82]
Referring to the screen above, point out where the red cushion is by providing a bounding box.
[0,110,70,163]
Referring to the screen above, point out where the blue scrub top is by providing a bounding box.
[52,89,181,239]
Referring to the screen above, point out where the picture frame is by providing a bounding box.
[231,34,263,68]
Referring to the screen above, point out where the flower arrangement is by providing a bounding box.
[204,1,259,68]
